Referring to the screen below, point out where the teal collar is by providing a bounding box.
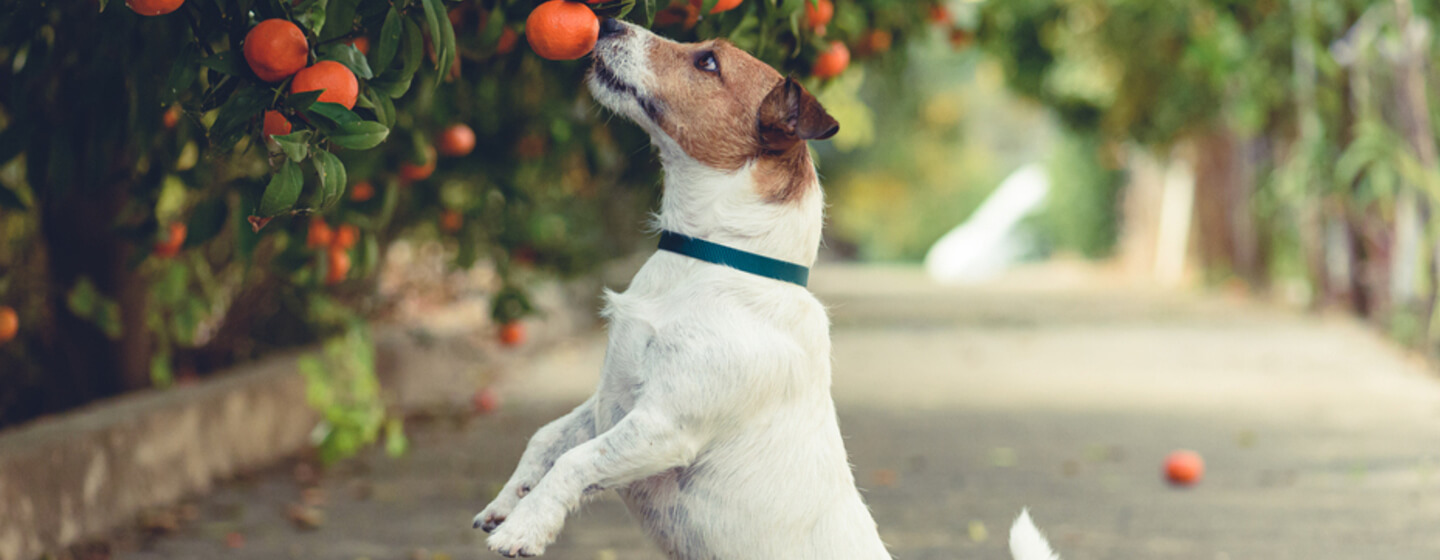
[658,230,810,287]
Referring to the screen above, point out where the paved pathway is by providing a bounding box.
[120,264,1440,560]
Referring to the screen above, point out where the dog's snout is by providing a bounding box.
[599,17,625,39]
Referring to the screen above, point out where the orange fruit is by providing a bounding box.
[399,146,437,183]
[263,110,292,137]
[291,61,359,110]
[804,0,833,30]
[347,36,370,55]
[811,41,849,79]
[332,224,359,250]
[496,27,519,55]
[0,306,17,344]
[471,387,500,414]
[325,247,350,285]
[306,218,333,249]
[499,322,526,346]
[440,209,463,233]
[689,0,742,14]
[525,0,599,61]
[857,29,892,56]
[1164,450,1204,486]
[349,181,375,202]
[154,222,187,258]
[438,124,476,157]
[163,105,182,129]
[244,19,309,83]
[929,4,952,25]
[127,0,184,16]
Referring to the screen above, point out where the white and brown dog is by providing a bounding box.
[474,18,1060,560]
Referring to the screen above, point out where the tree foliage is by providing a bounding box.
[0,0,944,427]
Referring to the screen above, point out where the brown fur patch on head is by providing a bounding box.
[644,38,838,203]
[645,39,782,171]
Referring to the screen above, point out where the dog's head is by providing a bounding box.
[587,19,838,203]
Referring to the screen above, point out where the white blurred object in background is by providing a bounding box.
[924,163,1049,284]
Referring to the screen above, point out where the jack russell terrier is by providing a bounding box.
[474,18,1061,560]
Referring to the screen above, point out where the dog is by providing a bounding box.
[473,18,1061,560]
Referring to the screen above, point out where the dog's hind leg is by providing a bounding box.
[485,405,701,557]
[475,395,598,533]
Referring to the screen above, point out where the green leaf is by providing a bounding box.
[272,130,314,162]
[199,51,246,77]
[374,7,403,74]
[418,0,446,83]
[0,184,27,210]
[306,102,363,128]
[209,85,270,151]
[400,17,424,77]
[184,197,229,249]
[329,121,389,150]
[294,0,330,36]
[285,90,325,112]
[258,160,304,217]
[701,0,718,15]
[641,0,654,26]
[320,0,360,42]
[0,120,32,166]
[163,45,201,104]
[436,0,457,85]
[312,150,347,209]
[98,0,109,12]
[357,87,395,128]
[320,43,374,80]
[368,74,413,99]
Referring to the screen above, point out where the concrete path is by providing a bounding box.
[118,264,1440,560]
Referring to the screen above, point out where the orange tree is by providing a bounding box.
[0,0,943,428]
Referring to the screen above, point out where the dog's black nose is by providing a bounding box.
[599,17,624,38]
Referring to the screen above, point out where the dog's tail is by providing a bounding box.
[1009,509,1060,560]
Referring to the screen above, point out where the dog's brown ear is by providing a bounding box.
[758,77,840,152]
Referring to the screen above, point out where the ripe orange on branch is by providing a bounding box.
[244,19,309,83]
[812,41,849,79]
[325,247,351,285]
[399,146,437,183]
[526,0,599,61]
[689,0,742,14]
[154,222,187,258]
[291,61,359,110]
[127,0,184,16]
[804,0,833,32]
[263,110,292,137]
[0,306,17,344]
[438,124,476,157]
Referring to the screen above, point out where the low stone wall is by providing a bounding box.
[0,353,315,560]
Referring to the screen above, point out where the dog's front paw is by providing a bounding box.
[474,483,533,532]
[485,496,565,557]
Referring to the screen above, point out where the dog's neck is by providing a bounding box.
[651,146,823,268]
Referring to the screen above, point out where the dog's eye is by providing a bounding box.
[695,52,719,74]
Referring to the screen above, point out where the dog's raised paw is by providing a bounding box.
[472,510,505,532]
[486,524,552,557]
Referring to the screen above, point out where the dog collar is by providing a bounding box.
[657,230,810,287]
